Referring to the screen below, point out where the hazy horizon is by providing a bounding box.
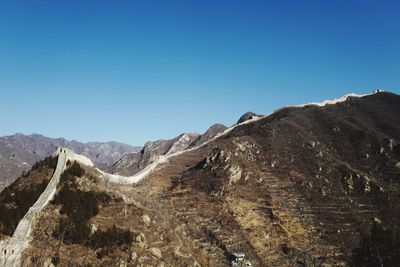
[0,1,399,145]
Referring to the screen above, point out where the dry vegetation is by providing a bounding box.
[0,156,57,239]
[15,93,400,266]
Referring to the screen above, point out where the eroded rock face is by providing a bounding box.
[43,258,55,267]
[226,165,242,185]
[110,133,200,176]
[136,233,147,249]
[203,149,231,170]
[232,138,259,161]
[141,214,151,227]
[131,252,137,262]
[167,133,201,155]
[190,124,227,147]
[201,138,260,187]
[149,247,162,259]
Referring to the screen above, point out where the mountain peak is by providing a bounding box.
[237,112,262,124]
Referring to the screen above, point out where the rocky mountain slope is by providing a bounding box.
[0,134,140,187]
[114,91,399,266]
[1,91,399,267]
[110,124,227,176]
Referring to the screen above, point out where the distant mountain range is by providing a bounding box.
[0,123,228,188]
[0,133,141,186]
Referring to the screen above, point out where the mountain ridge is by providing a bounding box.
[1,91,400,266]
[109,123,227,176]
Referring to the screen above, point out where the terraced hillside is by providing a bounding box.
[2,92,399,266]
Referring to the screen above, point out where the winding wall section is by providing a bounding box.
[0,148,92,267]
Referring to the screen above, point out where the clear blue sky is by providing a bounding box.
[0,0,399,146]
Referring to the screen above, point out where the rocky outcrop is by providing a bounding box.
[166,133,201,155]
[110,133,199,176]
[190,124,227,148]
[149,247,162,259]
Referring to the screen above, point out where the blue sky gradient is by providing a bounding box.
[0,0,399,145]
